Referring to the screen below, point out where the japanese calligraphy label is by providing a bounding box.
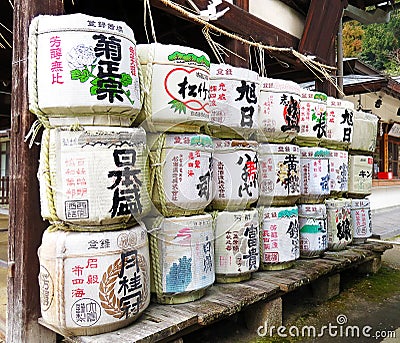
[322,98,354,148]
[299,147,330,203]
[148,214,214,303]
[350,111,379,153]
[351,198,372,242]
[298,91,328,146]
[329,149,349,194]
[28,13,141,126]
[212,139,259,210]
[298,204,327,258]
[326,198,353,251]
[260,206,299,269]
[348,155,373,196]
[38,127,150,228]
[214,209,259,281]
[209,64,260,137]
[136,43,210,132]
[258,78,301,143]
[258,143,300,206]
[38,225,150,336]
[149,133,213,216]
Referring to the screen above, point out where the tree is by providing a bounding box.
[343,20,364,57]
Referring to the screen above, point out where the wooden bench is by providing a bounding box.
[40,241,392,343]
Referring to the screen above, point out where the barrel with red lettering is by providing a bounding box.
[28,13,141,127]
[38,224,150,336]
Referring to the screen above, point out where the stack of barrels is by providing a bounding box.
[29,13,152,336]
[28,12,379,337]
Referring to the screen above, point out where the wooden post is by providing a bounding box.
[7,1,63,342]
[383,133,389,172]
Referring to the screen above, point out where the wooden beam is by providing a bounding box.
[150,0,300,49]
[7,1,63,342]
[299,0,347,65]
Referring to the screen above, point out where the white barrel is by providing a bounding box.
[351,198,372,243]
[136,43,210,133]
[299,147,330,203]
[209,63,260,139]
[322,98,354,148]
[148,133,213,217]
[329,149,349,195]
[260,206,299,270]
[214,209,259,283]
[297,91,328,146]
[28,14,141,127]
[38,126,150,229]
[326,198,353,251]
[38,224,150,336]
[258,143,300,206]
[258,78,301,143]
[212,139,259,210]
[298,204,327,258]
[350,111,379,153]
[348,155,373,197]
[147,214,215,304]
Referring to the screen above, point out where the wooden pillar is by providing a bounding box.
[224,0,249,68]
[8,1,63,342]
[383,133,389,172]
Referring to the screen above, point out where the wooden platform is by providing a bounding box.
[40,242,393,343]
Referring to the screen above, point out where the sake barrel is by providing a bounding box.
[260,206,299,270]
[28,13,141,127]
[348,154,373,198]
[148,133,213,217]
[350,111,379,153]
[326,198,353,251]
[258,143,300,206]
[297,91,328,146]
[136,43,210,133]
[299,147,330,203]
[321,98,354,149]
[209,63,260,139]
[298,204,327,258]
[329,149,349,196]
[211,139,259,210]
[214,209,259,283]
[38,224,150,336]
[38,126,150,229]
[258,78,301,143]
[147,214,214,304]
[351,198,372,243]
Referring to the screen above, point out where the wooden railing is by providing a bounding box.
[0,176,9,205]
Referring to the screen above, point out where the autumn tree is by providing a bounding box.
[343,20,364,57]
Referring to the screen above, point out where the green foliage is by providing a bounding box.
[343,20,364,57]
[360,10,400,74]
[168,99,187,114]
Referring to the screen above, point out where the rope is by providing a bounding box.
[148,216,164,299]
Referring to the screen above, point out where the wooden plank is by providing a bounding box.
[7,1,64,343]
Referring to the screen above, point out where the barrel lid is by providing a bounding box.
[353,110,379,123]
[210,63,259,82]
[298,203,326,217]
[259,77,301,95]
[164,134,213,150]
[300,90,327,103]
[300,147,330,158]
[351,198,370,207]
[258,143,300,155]
[35,13,135,42]
[137,43,210,70]
[214,139,258,151]
[325,198,352,208]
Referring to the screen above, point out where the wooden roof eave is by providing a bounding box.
[150,0,299,51]
[343,79,388,95]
